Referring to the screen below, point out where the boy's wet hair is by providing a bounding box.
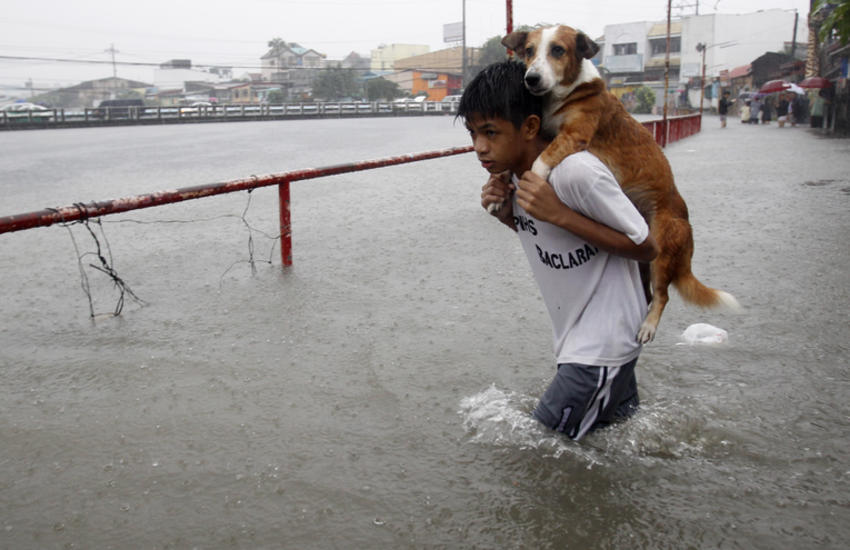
[457,60,544,129]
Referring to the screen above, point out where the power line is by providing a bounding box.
[0,54,467,73]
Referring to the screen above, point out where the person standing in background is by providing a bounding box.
[718,90,734,128]
[749,96,762,124]
[761,96,772,124]
[777,95,790,128]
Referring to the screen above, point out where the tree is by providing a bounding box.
[312,65,360,100]
[365,77,402,101]
[266,89,287,104]
[815,0,850,45]
[478,35,510,66]
[467,26,538,80]
[633,86,656,114]
[267,37,286,53]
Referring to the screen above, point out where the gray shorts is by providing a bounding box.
[533,357,639,440]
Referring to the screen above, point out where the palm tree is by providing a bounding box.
[267,38,286,55]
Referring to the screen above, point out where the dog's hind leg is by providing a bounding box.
[637,215,691,343]
[637,263,671,344]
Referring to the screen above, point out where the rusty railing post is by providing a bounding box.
[279,180,292,267]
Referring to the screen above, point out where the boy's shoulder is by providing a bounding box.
[551,151,612,185]
[548,151,619,208]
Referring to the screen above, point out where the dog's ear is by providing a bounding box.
[575,32,600,60]
[501,31,528,55]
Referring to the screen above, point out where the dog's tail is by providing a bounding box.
[674,272,741,311]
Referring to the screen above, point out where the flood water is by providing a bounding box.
[1,116,849,549]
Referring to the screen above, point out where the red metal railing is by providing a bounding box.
[642,113,702,147]
[0,146,474,266]
[1,113,704,267]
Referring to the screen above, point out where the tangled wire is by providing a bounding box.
[50,191,280,318]
[50,203,146,318]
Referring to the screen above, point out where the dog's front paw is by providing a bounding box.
[637,320,656,344]
[487,201,503,214]
[531,158,552,181]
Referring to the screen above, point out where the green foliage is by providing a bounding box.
[478,35,509,66]
[365,77,402,101]
[634,86,656,114]
[267,37,285,52]
[115,89,144,101]
[312,65,360,100]
[816,0,850,45]
[468,27,537,82]
[266,89,287,104]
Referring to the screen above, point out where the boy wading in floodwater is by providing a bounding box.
[458,61,658,440]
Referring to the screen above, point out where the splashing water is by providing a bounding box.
[459,385,730,466]
[458,385,603,464]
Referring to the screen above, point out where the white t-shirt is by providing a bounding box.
[512,151,649,366]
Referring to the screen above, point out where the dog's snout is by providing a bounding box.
[525,72,541,88]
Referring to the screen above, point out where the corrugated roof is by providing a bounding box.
[729,64,752,79]
[394,47,479,73]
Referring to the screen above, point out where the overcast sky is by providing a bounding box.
[1,0,811,95]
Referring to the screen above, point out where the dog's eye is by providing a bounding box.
[524,46,534,58]
[550,45,566,58]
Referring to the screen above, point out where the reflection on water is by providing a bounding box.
[1,119,849,548]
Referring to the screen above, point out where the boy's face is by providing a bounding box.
[464,115,528,175]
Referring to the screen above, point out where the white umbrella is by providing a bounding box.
[786,82,805,95]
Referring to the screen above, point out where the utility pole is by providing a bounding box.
[791,10,799,59]
[696,43,707,116]
[673,0,699,17]
[662,0,672,147]
[105,43,119,78]
[461,0,467,90]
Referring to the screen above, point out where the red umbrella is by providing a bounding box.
[799,76,832,89]
[759,79,791,94]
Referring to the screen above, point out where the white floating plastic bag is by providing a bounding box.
[679,323,728,345]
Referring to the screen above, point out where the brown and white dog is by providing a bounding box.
[502,24,738,343]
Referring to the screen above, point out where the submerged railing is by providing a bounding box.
[0,146,474,266]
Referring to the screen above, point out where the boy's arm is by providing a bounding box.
[515,170,658,262]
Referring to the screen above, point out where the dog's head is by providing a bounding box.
[502,25,600,97]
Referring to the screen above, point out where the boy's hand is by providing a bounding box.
[481,171,515,225]
[515,170,567,225]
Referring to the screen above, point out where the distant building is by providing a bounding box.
[153,59,232,93]
[36,76,151,108]
[337,52,371,70]
[261,42,327,99]
[370,44,430,71]
[392,47,479,100]
[600,8,807,110]
[809,1,850,133]
[160,59,192,70]
[228,82,281,104]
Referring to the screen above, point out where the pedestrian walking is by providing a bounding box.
[718,90,734,128]
[791,93,806,127]
[761,96,772,124]
[461,61,657,440]
[749,97,762,124]
[777,95,790,128]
